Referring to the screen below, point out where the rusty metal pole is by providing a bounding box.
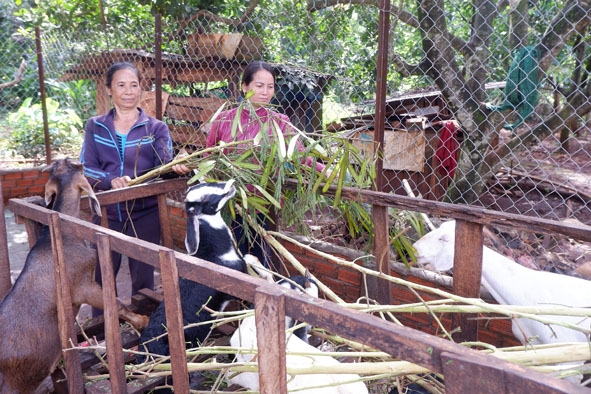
[0,179,12,299]
[370,0,392,306]
[35,27,51,165]
[155,14,163,120]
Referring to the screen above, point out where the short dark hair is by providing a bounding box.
[105,62,141,87]
[241,61,276,86]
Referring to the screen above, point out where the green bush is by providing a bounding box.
[7,97,83,160]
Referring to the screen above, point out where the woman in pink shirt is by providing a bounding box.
[207,62,292,149]
[206,61,308,268]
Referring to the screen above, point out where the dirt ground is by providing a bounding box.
[475,126,591,278]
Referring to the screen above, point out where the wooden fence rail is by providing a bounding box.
[8,178,591,393]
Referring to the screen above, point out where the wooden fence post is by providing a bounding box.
[451,219,484,342]
[254,285,288,394]
[159,249,190,392]
[96,233,127,393]
[49,212,84,393]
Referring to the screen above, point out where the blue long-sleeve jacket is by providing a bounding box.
[80,108,174,222]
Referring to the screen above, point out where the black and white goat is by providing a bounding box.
[0,159,149,394]
[228,274,369,393]
[137,180,248,363]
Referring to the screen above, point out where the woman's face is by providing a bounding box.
[107,68,141,111]
[242,69,275,106]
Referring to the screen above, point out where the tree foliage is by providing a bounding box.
[5,0,591,207]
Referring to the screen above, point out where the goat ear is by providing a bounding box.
[44,180,58,208]
[215,179,237,212]
[185,214,200,255]
[223,179,236,193]
[81,182,101,217]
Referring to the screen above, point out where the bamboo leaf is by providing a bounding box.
[230,104,244,139]
[252,184,281,209]
[254,124,265,145]
[246,198,271,216]
[260,142,277,190]
[271,119,287,162]
[232,161,262,170]
[208,101,228,125]
[238,186,249,211]
[235,149,255,163]
[313,149,340,194]
[287,134,300,158]
[321,147,344,193]
[188,160,216,184]
[310,140,329,159]
[244,90,255,100]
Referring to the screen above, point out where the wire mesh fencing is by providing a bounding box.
[2,1,591,271]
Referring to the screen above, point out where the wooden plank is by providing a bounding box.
[350,129,426,171]
[167,95,227,109]
[441,351,587,394]
[78,330,141,370]
[291,182,591,242]
[159,249,190,392]
[254,286,287,394]
[451,220,483,342]
[167,66,236,84]
[85,376,165,394]
[186,33,262,61]
[23,218,41,248]
[96,233,127,393]
[140,91,170,119]
[442,350,505,394]
[168,123,208,148]
[0,177,11,299]
[157,193,174,249]
[82,178,187,207]
[49,212,84,393]
[164,98,224,124]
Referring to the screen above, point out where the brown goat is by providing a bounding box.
[0,158,149,394]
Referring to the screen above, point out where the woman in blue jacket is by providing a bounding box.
[80,62,189,316]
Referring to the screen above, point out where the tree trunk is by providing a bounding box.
[445,0,591,203]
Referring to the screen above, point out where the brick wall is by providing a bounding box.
[274,234,521,349]
[1,166,48,204]
[167,200,187,251]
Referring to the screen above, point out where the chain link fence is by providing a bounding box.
[2,1,591,270]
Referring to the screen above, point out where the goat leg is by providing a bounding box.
[74,283,150,330]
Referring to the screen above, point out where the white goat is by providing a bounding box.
[413,220,591,346]
[228,277,369,394]
[414,220,591,344]
[413,220,591,383]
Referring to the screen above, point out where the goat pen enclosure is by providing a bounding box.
[8,177,591,394]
